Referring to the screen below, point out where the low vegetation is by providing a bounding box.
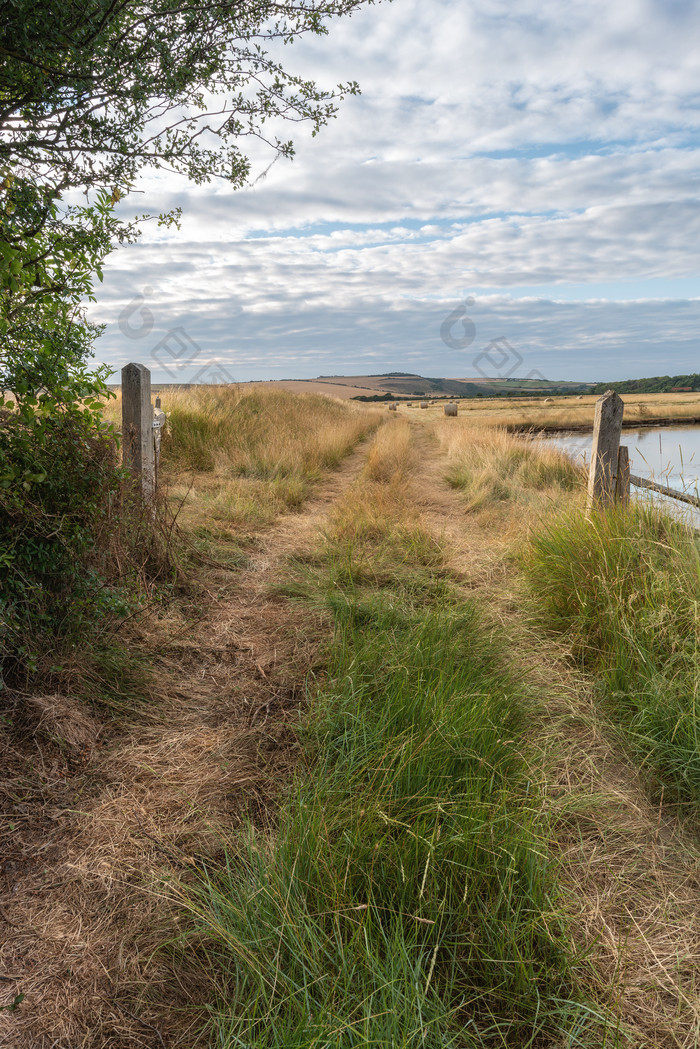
[433,422,583,515]
[0,375,174,695]
[394,391,700,432]
[9,386,700,1047]
[523,502,700,809]
[179,421,608,1047]
[105,385,381,537]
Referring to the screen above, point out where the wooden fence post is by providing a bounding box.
[616,445,630,505]
[586,389,624,511]
[121,362,155,504]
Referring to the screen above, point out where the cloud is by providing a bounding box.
[90,0,700,381]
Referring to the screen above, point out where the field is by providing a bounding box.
[389,390,700,430]
[5,387,700,1047]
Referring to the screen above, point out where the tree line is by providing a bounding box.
[592,373,700,394]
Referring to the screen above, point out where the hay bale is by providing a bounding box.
[543,397,554,404]
[406,402,413,407]
[387,403,397,411]
[577,395,584,400]
[419,401,428,409]
[444,403,458,417]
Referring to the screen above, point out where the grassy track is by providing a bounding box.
[105,385,380,532]
[178,422,609,1048]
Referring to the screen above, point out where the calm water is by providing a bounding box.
[541,424,700,520]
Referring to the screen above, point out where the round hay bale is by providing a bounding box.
[387,403,397,411]
[406,402,413,407]
[419,401,429,409]
[577,395,584,400]
[543,397,554,404]
[444,403,458,417]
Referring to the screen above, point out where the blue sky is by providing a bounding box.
[90,0,700,384]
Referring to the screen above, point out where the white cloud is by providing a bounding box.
[91,0,700,381]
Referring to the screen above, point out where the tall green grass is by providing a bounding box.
[523,502,700,807]
[181,583,605,1046]
[433,425,583,513]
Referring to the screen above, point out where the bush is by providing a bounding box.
[0,370,175,690]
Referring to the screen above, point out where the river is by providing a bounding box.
[540,424,700,521]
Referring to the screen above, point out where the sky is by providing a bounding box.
[90,0,700,385]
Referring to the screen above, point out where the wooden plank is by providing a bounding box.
[121,362,154,503]
[630,473,700,509]
[586,390,624,510]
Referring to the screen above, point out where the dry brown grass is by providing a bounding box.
[0,505,343,1047]
[394,391,700,431]
[1,392,380,1048]
[9,399,700,1046]
[104,385,381,537]
[390,418,700,1046]
[429,418,585,531]
[323,419,446,575]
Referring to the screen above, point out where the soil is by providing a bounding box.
[3,420,700,1047]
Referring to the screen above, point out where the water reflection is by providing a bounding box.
[541,425,700,523]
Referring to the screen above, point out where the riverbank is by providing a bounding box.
[389,390,700,433]
[507,415,700,434]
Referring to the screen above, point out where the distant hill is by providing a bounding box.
[592,373,700,395]
[313,373,592,400]
[117,373,595,399]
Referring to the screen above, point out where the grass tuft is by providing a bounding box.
[433,424,583,516]
[103,385,381,537]
[523,502,700,808]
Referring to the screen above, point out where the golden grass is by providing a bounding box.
[430,418,585,527]
[104,385,381,535]
[393,391,700,431]
[324,419,445,575]
[14,397,700,1047]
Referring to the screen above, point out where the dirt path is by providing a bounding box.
[5,420,700,1048]
[0,441,372,1049]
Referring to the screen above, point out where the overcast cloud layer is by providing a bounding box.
[90,0,700,383]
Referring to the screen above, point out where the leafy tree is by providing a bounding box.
[0,0,382,686]
[1,0,372,200]
[0,0,381,388]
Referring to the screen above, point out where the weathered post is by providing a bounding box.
[121,362,155,504]
[616,446,630,505]
[586,390,624,511]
